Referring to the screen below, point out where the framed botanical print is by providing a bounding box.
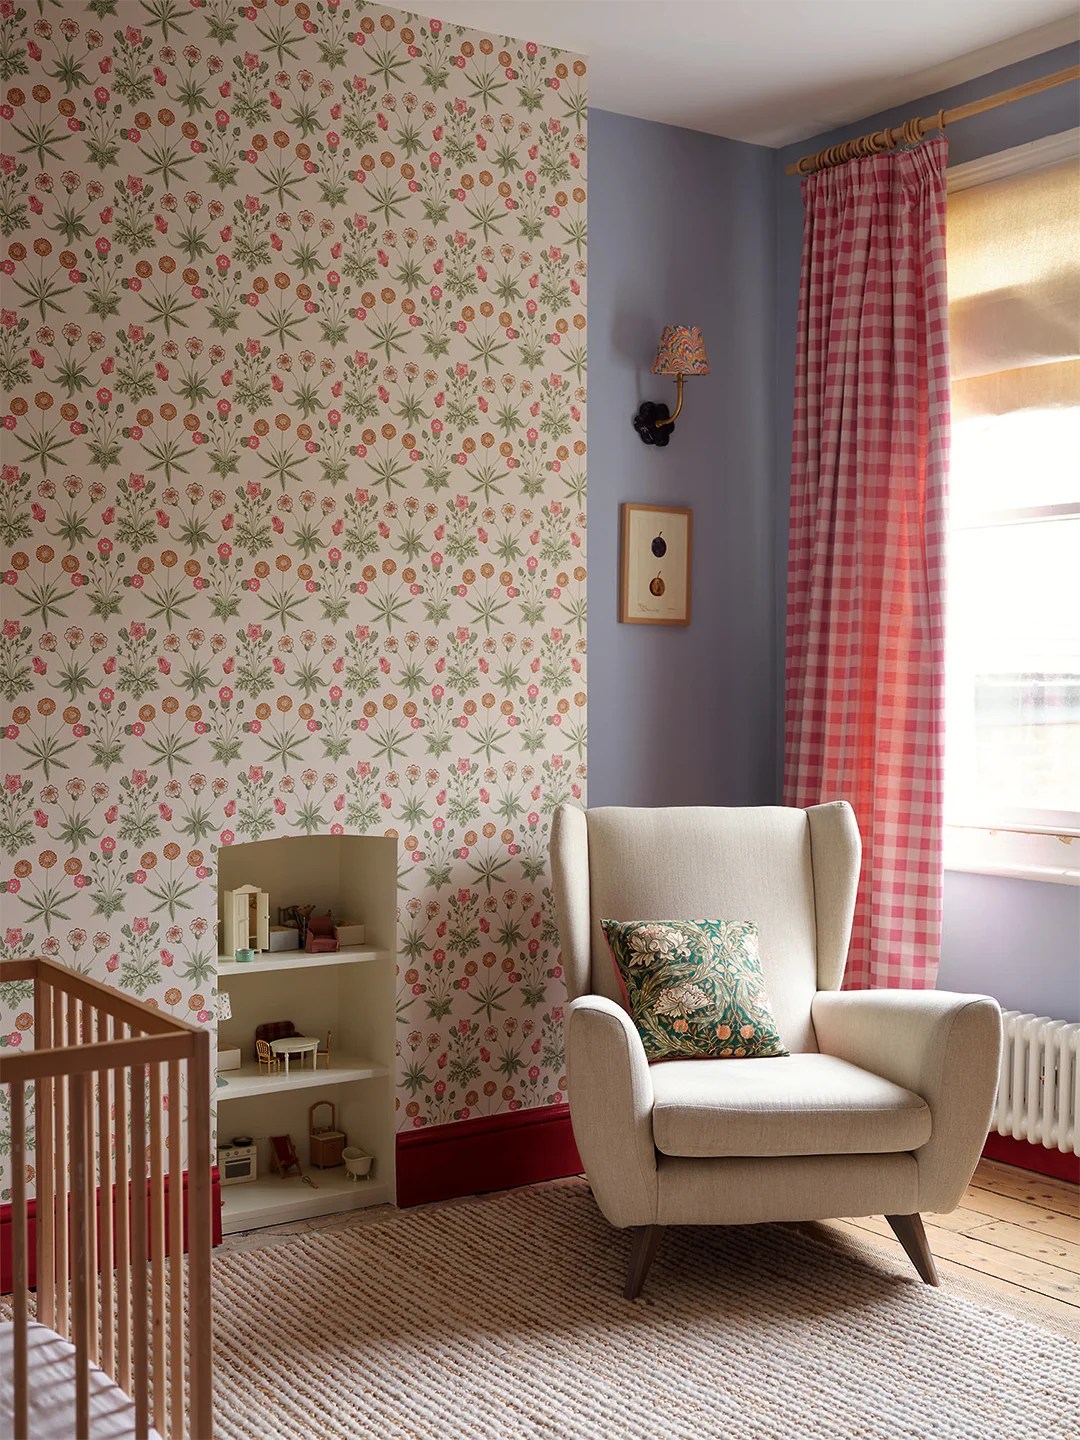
[619,504,692,625]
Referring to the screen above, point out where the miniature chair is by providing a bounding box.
[315,1030,332,1070]
[269,1133,302,1178]
[255,1038,280,1076]
[551,802,1003,1299]
[305,913,339,954]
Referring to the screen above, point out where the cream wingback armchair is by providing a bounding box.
[551,802,1002,1298]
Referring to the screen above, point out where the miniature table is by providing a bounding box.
[270,1035,320,1075]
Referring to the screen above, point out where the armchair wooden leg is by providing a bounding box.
[885,1213,940,1286]
[624,1225,663,1300]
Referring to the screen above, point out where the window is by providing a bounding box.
[944,137,1080,881]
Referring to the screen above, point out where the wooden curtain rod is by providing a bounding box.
[786,64,1080,176]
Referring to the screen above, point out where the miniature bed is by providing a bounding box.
[0,956,213,1439]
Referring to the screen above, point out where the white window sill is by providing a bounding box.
[945,825,1080,886]
[944,858,1080,886]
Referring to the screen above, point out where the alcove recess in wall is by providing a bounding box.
[215,835,396,1233]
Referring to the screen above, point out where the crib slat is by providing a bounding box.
[34,979,56,1331]
[131,1059,150,1437]
[53,986,69,1340]
[168,1057,185,1440]
[149,1061,167,1435]
[80,1002,100,1368]
[11,1078,28,1440]
[97,1008,115,1380]
[71,1072,92,1438]
[115,1024,132,1399]
[187,1031,214,1439]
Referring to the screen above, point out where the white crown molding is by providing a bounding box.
[947,126,1080,190]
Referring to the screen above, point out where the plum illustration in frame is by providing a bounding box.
[619,504,693,625]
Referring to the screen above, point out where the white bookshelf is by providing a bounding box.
[215,835,397,1235]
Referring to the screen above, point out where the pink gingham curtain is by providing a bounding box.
[785,136,951,990]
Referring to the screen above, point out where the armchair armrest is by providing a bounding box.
[566,996,658,1227]
[812,989,1002,1212]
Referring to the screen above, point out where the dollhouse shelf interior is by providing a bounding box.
[215,834,397,1233]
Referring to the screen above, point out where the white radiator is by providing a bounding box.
[994,1010,1080,1155]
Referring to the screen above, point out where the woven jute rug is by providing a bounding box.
[212,1180,1078,1440]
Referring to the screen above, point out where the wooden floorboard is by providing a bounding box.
[969,1160,1080,1218]
[795,1161,1080,1327]
[847,1213,1080,1305]
[809,1216,1080,1326]
[957,1185,1080,1244]
[969,1218,1080,1271]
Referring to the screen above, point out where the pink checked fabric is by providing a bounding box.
[785,137,951,990]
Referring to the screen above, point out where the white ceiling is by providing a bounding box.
[425,1,1079,147]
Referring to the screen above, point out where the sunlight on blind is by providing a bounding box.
[947,157,1080,383]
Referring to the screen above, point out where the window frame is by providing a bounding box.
[943,130,1080,885]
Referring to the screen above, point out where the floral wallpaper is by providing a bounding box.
[0,0,586,1193]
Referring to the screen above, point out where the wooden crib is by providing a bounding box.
[1,956,213,1439]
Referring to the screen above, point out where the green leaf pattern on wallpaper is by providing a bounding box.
[0,0,586,1195]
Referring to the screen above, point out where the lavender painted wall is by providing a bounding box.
[588,108,778,808]
[773,46,1080,1020]
[941,875,1079,1021]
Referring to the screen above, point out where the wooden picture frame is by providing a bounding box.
[619,503,692,626]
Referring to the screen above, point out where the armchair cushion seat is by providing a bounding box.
[650,1052,932,1159]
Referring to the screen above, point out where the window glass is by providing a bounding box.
[946,513,1080,818]
[950,404,1080,520]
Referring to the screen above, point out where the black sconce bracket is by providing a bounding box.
[632,401,674,447]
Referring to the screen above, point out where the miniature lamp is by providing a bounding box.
[215,991,233,1088]
[632,326,711,446]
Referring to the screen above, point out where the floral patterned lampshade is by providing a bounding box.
[651,326,710,377]
[214,990,233,1086]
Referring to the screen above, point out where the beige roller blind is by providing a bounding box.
[947,155,1080,410]
[952,357,1080,420]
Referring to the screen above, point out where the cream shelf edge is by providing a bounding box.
[217,1057,390,1101]
[217,946,391,976]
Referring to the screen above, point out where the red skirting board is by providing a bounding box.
[0,1167,222,1294]
[396,1102,582,1208]
[982,1132,1079,1184]
[395,1109,1080,1205]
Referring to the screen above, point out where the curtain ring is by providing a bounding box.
[936,108,947,132]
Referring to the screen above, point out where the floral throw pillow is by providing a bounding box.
[600,918,788,1062]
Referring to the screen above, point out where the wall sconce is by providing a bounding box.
[632,326,711,447]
